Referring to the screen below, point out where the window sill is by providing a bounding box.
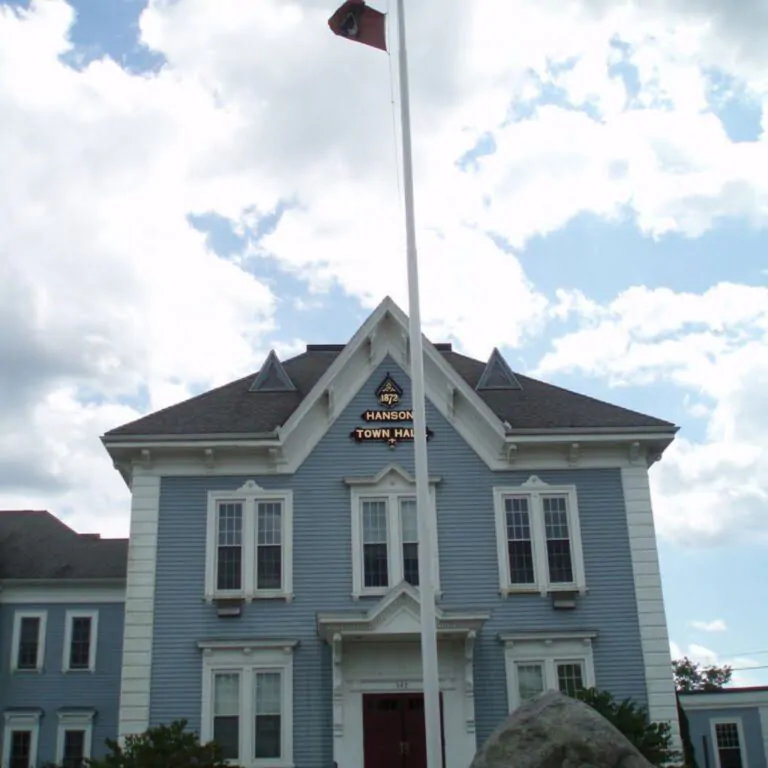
[12,668,43,674]
[62,668,95,674]
[207,592,293,603]
[499,586,541,596]
[253,591,293,602]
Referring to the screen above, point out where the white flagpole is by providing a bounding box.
[394,1,443,767]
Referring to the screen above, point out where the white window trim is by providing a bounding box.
[493,475,586,595]
[501,632,596,711]
[711,717,748,768]
[350,482,440,599]
[10,611,47,673]
[200,641,296,768]
[3,711,41,767]
[62,610,99,672]
[56,711,95,765]
[205,481,294,602]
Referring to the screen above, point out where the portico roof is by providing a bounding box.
[316,582,490,641]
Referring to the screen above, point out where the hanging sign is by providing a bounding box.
[350,373,434,447]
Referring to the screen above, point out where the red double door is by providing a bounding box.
[362,693,445,768]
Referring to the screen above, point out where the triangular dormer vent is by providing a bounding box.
[476,348,522,391]
[249,350,296,392]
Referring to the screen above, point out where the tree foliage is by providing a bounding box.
[672,656,732,692]
[87,720,233,768]
[576,687,680,766]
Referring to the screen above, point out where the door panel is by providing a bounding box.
[363,694,405,768]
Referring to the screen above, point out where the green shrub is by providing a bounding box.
[576,687,681,766]
[87,720,234,768]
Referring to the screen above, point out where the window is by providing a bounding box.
[712,720,746,768]
[56,711,94,768]
[494,477,585,595]
[205,482,293,601]
[501,633,596,711]
[3,712,40,768]
[10,612,46,672]
[201,641,295,768]
[63,611,98,672]
[351,488,439,597]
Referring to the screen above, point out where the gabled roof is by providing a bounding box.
[0,510,128,580]
[104,312,673,439]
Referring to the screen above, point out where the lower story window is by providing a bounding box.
[62,730,85,768]
[3,712,40,768]
[713,721,745,768]
[201,642,295,768]
[502,633,596,711]
[56,711,94,768]
[10,731,31,768]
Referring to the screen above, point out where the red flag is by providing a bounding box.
[328,0,387,52]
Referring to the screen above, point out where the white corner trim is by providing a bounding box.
[62,610,99,672]
[759,706,768,763]
[10,611,47,672]
[200,644,296,768]
[349,479,439,599]
[501,632,596,712]
[118,470,160,739]
[3,711,41,768]
[204,485,294,602]
[56,710,95,764]
[493,479,585,596]
[621,466,679,741]
[710,718,748,768]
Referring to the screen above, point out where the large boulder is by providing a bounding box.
[470,691,655,768]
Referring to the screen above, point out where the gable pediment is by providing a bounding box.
[316,582,489,641]
[276,298,507,472]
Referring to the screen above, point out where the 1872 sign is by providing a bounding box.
[350,374,434,447]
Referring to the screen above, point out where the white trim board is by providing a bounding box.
[118,470,160,739]
[680,689,768,710]
[621,466,679,746]
[0,583,124,604]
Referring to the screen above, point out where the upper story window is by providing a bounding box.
[199,640,296,768]
[347,465,440,598]
[10,612,46,672]
[501,632,596,711]
[63,611,98,672]
[493,476,586,595]
[712,720,746,768]
[206,481,294,602]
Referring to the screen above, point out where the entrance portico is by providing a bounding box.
[317,582,489,768]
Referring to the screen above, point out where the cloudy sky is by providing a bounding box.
[1,0,766,686]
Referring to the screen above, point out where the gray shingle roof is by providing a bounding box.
[0,510,127,580]
[105,345,674,438]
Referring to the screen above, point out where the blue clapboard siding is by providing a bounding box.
[151,357,648,766]
[0,601,124,763]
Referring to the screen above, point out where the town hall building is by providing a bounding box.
[0,297,682,768]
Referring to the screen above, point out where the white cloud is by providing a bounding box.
[538,283,768,545]
[1,0,768,538]
[690,619,728,632]
[671,641,765,687]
